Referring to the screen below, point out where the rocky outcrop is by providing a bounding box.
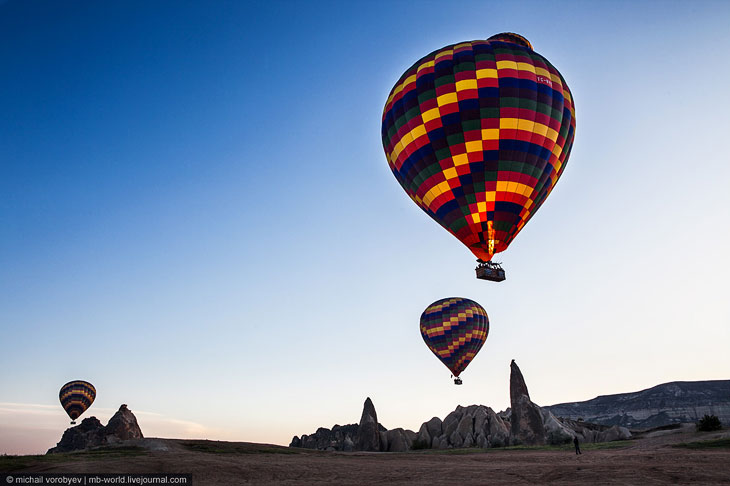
[384,428,416,452]
[541,409,631,444]
[602,424,632,442]
[104,404,144,442]
[542,409,576,444]
[509,360,546,445]
[486,407,510,447]
[291,362,640,453]
[290,424,360,451]
[410,401,629,451]
[356,397,381,452]
[290,397,397,452]
[413,405,510,450]
[47,417,106,453]
[47,405,144,453]
[544,380,730,430]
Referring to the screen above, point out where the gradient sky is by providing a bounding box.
[2,0,729,455]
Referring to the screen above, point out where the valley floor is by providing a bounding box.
[3,425,729,485]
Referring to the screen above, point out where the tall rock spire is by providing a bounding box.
[356,397,381,451]
[509,360,546,446]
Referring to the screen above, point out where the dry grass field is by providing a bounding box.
[3,425,729,485]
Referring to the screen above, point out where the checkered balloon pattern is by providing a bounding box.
[59,380,96,420]
[382,33,576,262]
[420,298,489,377]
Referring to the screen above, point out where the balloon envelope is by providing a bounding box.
[420,297,489,377]
[382,33,576,261]
[59,380,96,421]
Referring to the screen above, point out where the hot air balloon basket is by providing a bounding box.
[454,377,463,385]
[476,262,506,282]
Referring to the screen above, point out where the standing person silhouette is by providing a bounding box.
[573,436,582,455]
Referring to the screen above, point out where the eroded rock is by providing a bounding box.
[47,405,143,454]
[356,397,381,452]
[509,360,546,446]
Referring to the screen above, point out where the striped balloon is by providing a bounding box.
[382,33,576,262]
[420,298,489,377]
[59,380,96,423]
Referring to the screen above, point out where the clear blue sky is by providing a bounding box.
[2,0,729,454]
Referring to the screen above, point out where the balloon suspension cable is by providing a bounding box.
[476,259,503,269]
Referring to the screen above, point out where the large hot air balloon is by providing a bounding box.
[420,297,489,384]
[382,33,576,281]
[59,380,96,424]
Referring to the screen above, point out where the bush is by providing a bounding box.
[697,414,722,432]
[546,432,572,445]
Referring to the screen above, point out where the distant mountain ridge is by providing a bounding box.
[544,380,730,430]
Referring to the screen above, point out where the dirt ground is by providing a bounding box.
[3,425,729,485]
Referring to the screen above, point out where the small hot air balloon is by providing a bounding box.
[382,33,576,281]
[59,380,96,424]
[420,297,489,384]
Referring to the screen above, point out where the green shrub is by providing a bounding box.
[697,414,722,432]
[546,432,572,445]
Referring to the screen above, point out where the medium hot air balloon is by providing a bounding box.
[59,380,96,424]
[382,33,576,281]
[420,297,489,384]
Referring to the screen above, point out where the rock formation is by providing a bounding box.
[382,428,416,452]
[541,409,631,444]
[290,362,634,452]
[415,416,444,449]
[104,404,144,442]
[356,397,381,451]
[290,424,360,451]
[509,360,546,445]
[48,404,144,453]
[407,362,630,450]
[290,397,396,452]
[415,405,510,449]
[47,416,106,453]
[544,380,730,430]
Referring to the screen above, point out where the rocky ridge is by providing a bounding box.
[544,380,730,430]
[290,361,631,452]
[289,398,418,452]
